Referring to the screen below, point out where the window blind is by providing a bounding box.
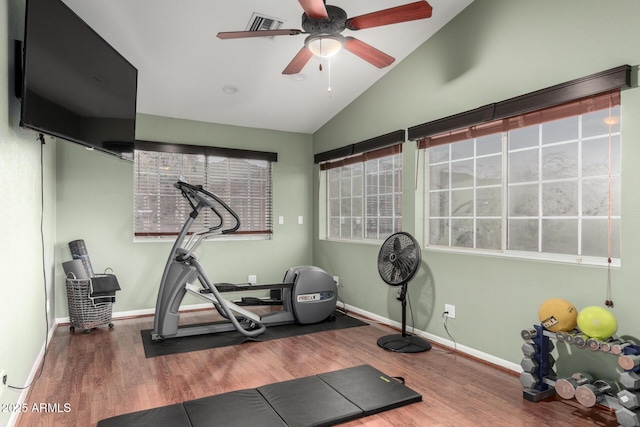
[314,129,405,165]
[419,90,620,149]
[320,143,403,170]
[134,142,274,238]
[409,65,631,143]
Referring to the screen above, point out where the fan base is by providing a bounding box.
[377,334,432,353]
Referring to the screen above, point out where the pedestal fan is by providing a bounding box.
[377,232,432,353]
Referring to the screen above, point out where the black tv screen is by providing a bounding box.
[20,0,137,159]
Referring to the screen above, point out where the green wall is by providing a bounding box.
[313,0,640,377]
[1,1,57,425]
[5,2,640,424]
[54,114,315,316]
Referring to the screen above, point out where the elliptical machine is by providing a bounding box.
[151,181,337,341]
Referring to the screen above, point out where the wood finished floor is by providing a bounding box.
[15,309,618,427]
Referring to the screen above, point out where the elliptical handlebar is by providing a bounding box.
[175,181,241,234]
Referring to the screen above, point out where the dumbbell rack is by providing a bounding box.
[520,324,640,427]
[520,325,557,402]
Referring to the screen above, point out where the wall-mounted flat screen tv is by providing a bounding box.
[19,0,138,160]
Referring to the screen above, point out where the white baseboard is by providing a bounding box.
[7,322,58,427]
[342,303,521,374]
[55,302,521,374]
[55,302,212,325]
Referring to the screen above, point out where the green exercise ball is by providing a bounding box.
[577,306,618,340]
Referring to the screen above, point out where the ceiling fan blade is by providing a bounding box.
[297,0,328,19]
[346,1,433,30]
[217,29,303,39]
[282,47,314,75]
[344,37,395,69]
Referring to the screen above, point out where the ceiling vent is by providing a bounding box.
[246,13,283,38]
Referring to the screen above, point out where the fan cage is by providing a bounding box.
[377,232,421,286]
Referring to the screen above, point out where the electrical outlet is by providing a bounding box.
[248,275,257,284]
[444,304,456,319]
[333,276,340,287]
[0,370,6,399]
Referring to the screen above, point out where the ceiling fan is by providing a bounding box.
[217,0,433,75]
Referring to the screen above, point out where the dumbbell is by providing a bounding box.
[521,328,537,340]
[620,371,640,391]
[575,379,617,408]
[573,334,589,349]
[618,389,640,410]
[613,341,638,355]
[616,407,640,427]
[522,341,537,357]
[586,338,601,351]
[555,372,594,400]
[521,353,556,371]
[620,355,640,371]
[600,339,622,353]
[520,370,556,388]
[547,353,556,368]
[560,332,578,345]
[521,337,555,354]
[520,357,538,373]
[519,372,540,389]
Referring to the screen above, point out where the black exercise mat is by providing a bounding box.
[318,364,423,416]
[184,389,287,427]
[141,313,367,358]
[98,365,422,427]
[258,375,363,427]
[97,403,191,427]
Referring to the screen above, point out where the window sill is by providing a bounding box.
[425,245,620,268]
[134,234,272,243]
[319,237,390,246]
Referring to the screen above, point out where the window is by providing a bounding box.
[428,134,503,251]
[425,93,621,264]
[134,145,274,239]
[325,147,402,241]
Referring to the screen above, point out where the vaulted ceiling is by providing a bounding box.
[63,0,473,134]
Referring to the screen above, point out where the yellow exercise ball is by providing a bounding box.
[577,306,618,340]
[538,298,578,332]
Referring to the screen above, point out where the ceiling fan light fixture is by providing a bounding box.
[305,33,345,58]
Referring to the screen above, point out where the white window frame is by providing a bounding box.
[324,151,402,243]
[424,105,621,267]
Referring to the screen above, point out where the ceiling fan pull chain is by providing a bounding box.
[327,58,332,94]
